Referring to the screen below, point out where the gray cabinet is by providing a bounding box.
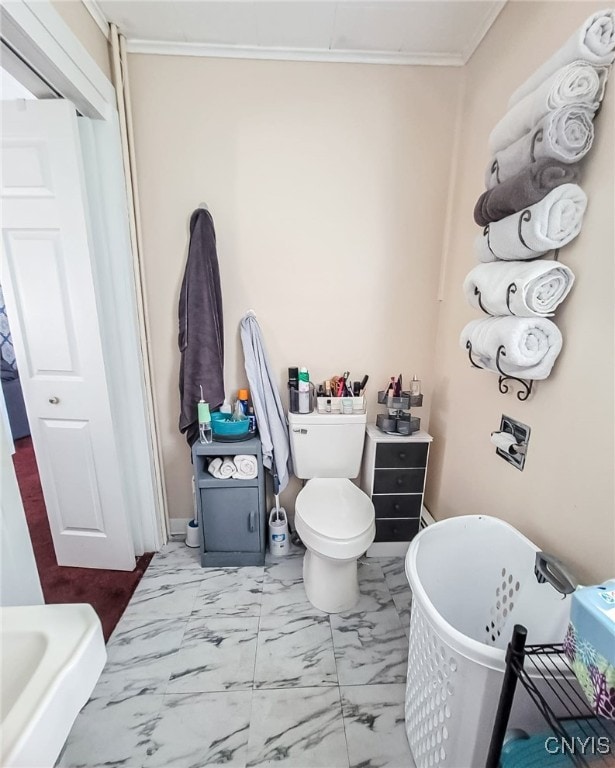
[192,436,266,566]
[361,425,432,557]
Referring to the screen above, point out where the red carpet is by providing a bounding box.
[12,437,153,641]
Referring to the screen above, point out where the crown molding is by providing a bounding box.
[125,39,466,67]
[461,0,507,64]
[82,0,110,40]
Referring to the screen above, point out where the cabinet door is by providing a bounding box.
[201,487,260,552]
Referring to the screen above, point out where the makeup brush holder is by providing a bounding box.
[376,390,423,435]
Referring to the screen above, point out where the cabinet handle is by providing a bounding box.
[248,511,256,533]
[399,452,406,460]
[393,503,401,512]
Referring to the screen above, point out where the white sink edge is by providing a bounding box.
[1,604,106,768]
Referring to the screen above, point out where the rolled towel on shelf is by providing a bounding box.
[460,316,563,380]
[232,454,258,479]
[485,106,594,188]
[207,456,236,479]
[475,158,580,225]
[489,61,608,155]
[508,9,615,108]
[463,260,575,317]
[475,183,587,263]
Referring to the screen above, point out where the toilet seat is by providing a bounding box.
[295,479,375,560]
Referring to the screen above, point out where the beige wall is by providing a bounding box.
[427,1,615,584]
[52,0,110,80]
[128,54,460,522]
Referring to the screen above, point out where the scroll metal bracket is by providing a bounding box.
[474,287,489,314]
[466,340,483,369]
[496,345,533,401]
[466,343,534,402]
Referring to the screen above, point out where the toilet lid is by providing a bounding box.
[295,479,374,540]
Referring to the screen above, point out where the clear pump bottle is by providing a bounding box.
[198,387,212,444]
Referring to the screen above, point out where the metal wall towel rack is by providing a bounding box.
[466,340,534,401]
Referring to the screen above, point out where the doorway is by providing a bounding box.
[1,66,153,639]
[0,4,164,638]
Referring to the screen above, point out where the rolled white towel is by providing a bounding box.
[485,106,594,189]
[232,454,258,480]
[463,260,575,317]
[460,316,563,380]
[489,61,608,155]
[208,457,223,479]
[208,456,235,479]
[220,457,236,478]
[475,184,587,263]
[509,10,615,108]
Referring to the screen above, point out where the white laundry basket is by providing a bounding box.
[404,515,572,768]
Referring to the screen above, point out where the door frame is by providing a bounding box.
[1,0,167,551]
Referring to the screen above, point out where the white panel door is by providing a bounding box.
[1,99,135,570]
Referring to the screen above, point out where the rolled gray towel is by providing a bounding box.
[474,159,580,226]
[485,106,594,188]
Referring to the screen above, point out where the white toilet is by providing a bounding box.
[288,410,375,613]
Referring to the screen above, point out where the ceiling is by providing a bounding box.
[90,1,506,66]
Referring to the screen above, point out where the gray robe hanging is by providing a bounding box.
[178,208,224,444]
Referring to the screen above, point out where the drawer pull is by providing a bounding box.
[396,477,404,486]
[248,511,256,532]
[399,452,406,460]
[394,503,400,512]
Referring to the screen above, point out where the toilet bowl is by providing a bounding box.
[294,478,375,613]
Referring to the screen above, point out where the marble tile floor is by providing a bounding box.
[58,542,415,768]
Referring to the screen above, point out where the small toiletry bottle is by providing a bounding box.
[410,375,421,397]
[288,367,299,391]
[298,367,311,414]
[247,405,256,433]
[232,399,245,421]
[386,376,396,414]
[238,389,249,416]
[197,389,212,444]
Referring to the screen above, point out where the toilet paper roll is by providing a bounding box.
[491,431,517,454]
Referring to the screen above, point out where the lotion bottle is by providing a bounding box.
[298,367,311,414]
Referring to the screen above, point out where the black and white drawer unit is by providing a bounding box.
[360,425,432,556]
[191,435,266,567]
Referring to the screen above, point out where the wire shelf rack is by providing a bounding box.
[487,625,615,768]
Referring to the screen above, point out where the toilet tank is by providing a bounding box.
[288,411,367,479]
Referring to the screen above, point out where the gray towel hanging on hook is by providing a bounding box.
[178,207,225,445]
